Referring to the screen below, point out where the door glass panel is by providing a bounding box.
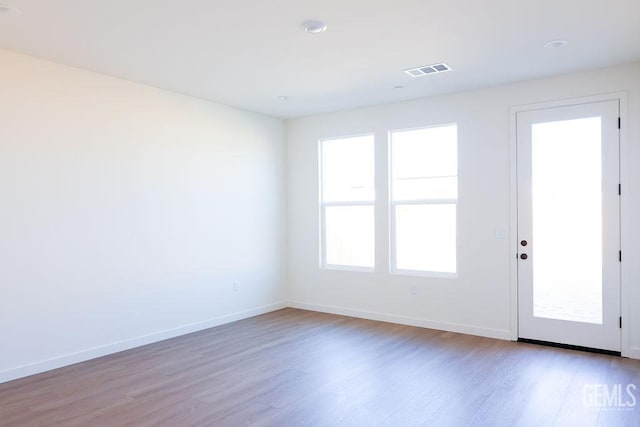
[531,117,603,324]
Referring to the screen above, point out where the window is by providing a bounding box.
[390,124,458,275]
[319,135,375,270]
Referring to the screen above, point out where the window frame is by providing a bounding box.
[318,133,376,272]
[388,124,458,278]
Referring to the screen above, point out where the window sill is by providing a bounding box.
[320,264,375,273]
[390,269,457,279]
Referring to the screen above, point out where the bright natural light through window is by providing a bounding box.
[532,117,603,324]
[390,124,458,275]
[320,135,375,269]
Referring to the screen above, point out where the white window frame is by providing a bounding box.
[388,124,458,278]
[319,133,375,272]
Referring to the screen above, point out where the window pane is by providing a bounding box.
[395,204,456,273]
[322,135,374,202]
[393,176,458,201]
[391,125,457,201]
[532,117,603,324]
[325,206,374,268]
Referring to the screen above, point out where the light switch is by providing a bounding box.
[495,226,507,240]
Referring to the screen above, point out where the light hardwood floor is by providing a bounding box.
[1,308,639,426]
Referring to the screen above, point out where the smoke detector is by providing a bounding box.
[301,20,327,34]
[404,63,452,77]
[544,40,568,49]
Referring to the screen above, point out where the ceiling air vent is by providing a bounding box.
[404,63,451,77]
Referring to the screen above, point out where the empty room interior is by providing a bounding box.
[1,0,640,425]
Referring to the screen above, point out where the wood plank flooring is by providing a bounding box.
[1,308,639,426]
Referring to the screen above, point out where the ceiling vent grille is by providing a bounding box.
[404,63,451,77]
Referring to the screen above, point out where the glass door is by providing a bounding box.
[517,100,620,351]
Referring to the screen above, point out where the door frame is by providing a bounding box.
[508,92,630,356]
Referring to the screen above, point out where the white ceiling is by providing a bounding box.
[1,0,639,118]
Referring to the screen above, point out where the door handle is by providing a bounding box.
[520,253,528,260]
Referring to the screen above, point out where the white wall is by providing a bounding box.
[0,50,287,383]
[286,63,640,356]
[2,50,638,385]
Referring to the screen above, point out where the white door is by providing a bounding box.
[517,100,621,352]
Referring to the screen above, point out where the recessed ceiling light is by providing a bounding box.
[301,20,327,34]
[277,96,289,101]
[0,3,21,15]
[544,40,568,48]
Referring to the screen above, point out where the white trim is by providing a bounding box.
[508,92,630,355]
[321,264,375,273]
[322,200,375,207]
[390,269,457,279]
[0,302,287,385]
[389,122,458,134]
[509,92,627,114]
[618,92,630,357]
[318,138,323,268]
[626,347,640,359]
[509,101,519,341]
[4,298,634,386]
[319,132,376,143]
[288,301,511,340]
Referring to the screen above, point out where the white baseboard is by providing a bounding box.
[0,302,286,385]
[288,301,511,340]
[623,347,640,359]
[6,301,631,385]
